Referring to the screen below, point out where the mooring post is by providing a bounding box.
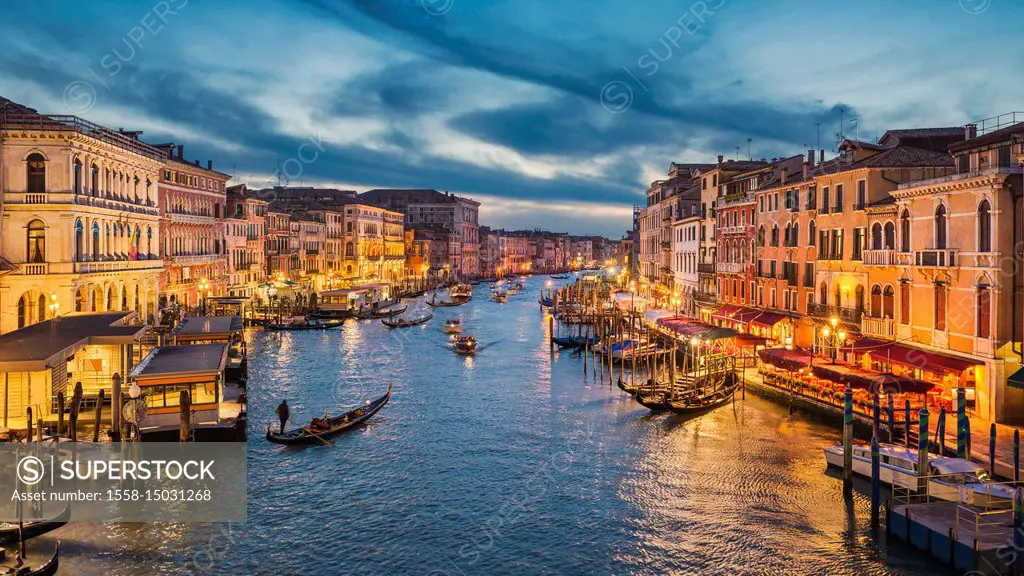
[843,385,853,499]
[92,389,105,442]
[57,392,65,437]
[872,392,880,439]
[917,406,930,495]
[871,435,880,529]
[25,406,32,441]
[904,400,911,448]
[1014,487,1024,576]
[957,387,967,459]
[966,417,972,460]
[990,423,997,478]
[548,315,554,351]
[887,394,895,444]
[1014,429,1020,484]
[936,406,946,456]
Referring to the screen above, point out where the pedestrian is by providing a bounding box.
[275,399,290,433]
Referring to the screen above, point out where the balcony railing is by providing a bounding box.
[807,303,863,324]
[862,316,895,338]
[0,113,168,160]
[862,249,897,266]
[4,191,159,216]
[697,263,716,275]
[21,263,47,275]
[75,259,164,273]
[911,249,958,267]
[172,254,222,265]
[719,262,746,274]
[695,291,717,303]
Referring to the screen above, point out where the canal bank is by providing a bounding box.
[26,277,949,575]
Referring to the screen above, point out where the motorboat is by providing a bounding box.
[450,283,473,299]
[824,443,1014,506]
[453,335,478,354]
[444,319,463,334]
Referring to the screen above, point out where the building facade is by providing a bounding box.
[225,184,268,298]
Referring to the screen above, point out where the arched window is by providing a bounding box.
[92,221,100,260]
[345,241,355,257]
[27,220,46,263]
[900,210,911,252]
[834,284,842,309]
[935,205,947,249]
[819,281,828,307]
[870,285,882,318]
[17,295,28,329]
[808,220,816,245]
[792,222,799,247]
[121,286,128,310]
[37,294,47,322]
[73,159,83,194]
[978,200,992,252]
[883,286,894,319]
[26,153,46,192]
[871,223,883,250]
[884,222,895,250]
[74,220,84,261]
[107,286,115,311]
[91,164,100,196]
[92,287,100,311]
[757,226,765,247]
[770,225,779,247]
[900,281,910,324]
[855,285,864,312]
[75,288,86,312]
[146,227,153,257]
[978,286,991,338]
[784,223,791,247]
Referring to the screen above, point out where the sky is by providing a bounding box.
[1,0,1021,237]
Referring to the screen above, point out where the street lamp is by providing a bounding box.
[821,317,847,364]
[198,277,210,316]
[47,293,60,319]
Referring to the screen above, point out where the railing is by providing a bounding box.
[861,316,895,338]
[901,249,959,267]
[719,225,746,235]
[758,271,775,279]
[697,263,716,274]
[75,259,163,273]
[1,113,168,160]
[807,303,862,324]
[21,263,47,275]
[169,212,217,224]
[694,291,717,303]
[719,262,746,274]
[862,249,896,266]
[172,254,221,265]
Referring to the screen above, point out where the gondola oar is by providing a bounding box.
[302,427,335,447]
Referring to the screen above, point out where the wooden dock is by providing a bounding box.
[888,501,1018,575]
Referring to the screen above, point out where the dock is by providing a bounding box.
[888,501,1018,575]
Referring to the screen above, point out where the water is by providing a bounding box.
[19,278,952,575]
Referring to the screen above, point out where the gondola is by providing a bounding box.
[0,508,69,545]
[550,335,599,349]
[264,319,344,331]
[666,381,739,414]
[266,386,392,445]
[549,274,570,279]
[453,335,478,354]
[381,313,434,327]
[354,305,407,320]
[4,540,61,576]
[539,297,554,307]
[426,295,470,307]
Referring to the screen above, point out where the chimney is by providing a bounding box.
[819,149,825,164]
[717,154,724,164]
[177,144,184,159]
[207,160,213,170]
[780,167,788,185]
[802,159,809,181]
[194,160,200,167]
[965,123,977,140]
[807,148,815,166]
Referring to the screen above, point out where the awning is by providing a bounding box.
[657,317,738,340]
[759,348,811,371]
[711,305,741,320]
[751,310,794,328]
[735,334,768,346]
[810,363,935,395]
[1009,367,1024,390]
[841,337,982,375]
[643,309,675,323]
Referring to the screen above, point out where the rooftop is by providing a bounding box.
[130,344,228,379]
[173,316,243,342]
[0,312,145,372]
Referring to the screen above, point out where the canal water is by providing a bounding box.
[32,277,951,575]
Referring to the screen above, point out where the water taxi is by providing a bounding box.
[444,319,463,334]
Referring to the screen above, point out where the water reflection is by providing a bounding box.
[24,277,944,575]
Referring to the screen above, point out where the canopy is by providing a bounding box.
[841,337,982,375]
[751,310,793,328]
[810,363,935,394]
[657,317,737,340]
[758,348,811,371]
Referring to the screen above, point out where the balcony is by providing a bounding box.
[172,254,221,265]
[4,191,160,216]
[862,249,897,266]
[74,259,164,274]
[697,263,716,275]
[719,262,746,274]
[807,303,863,324]
[862,316,895,338]
[169,212,217,225]
[910,249,959,268]
[719,225,746,236]
[695,291,717,304]
[21,263,47,275]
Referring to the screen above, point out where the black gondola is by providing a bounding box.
[354,305,407,320]
[0,507,69,545]
[381,313,434,328]
[266,386,392,445]
[10,540,60,576]
[426,295,470,307]
[264,319,344,331]
[549,274,570,279]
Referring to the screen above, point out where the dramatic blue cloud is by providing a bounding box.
[1,0,1022,236]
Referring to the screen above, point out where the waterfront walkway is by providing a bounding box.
[741,366,1024,479]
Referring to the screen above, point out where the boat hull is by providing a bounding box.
[266,386,392,445]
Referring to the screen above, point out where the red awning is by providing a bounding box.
[758,347,811,370]
[810,363,935,395]
[733,307,761,322]
[735,334,768,346]
[841,337,982,375]
[750,310,793,328]
[711,305,741,320]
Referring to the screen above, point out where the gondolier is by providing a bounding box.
[275,399,290,433]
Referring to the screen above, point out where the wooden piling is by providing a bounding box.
[180,390,192,442]
[57,392,65,437]
[92,389,105,442]
[917,407,930,494]
[843,386,853,499]
[990,423,997,478]
[69,382,83,442]
[871,435,880,529]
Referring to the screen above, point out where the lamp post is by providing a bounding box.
[820,316,847,364]
[198,277,210,316]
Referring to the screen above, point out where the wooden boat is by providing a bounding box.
[443,319,463,334]
[453,335,478,354]
[539,297,554,307]
[666,379,740,414]
[426,295,470,307]
[0,508,69,545]
[354,304,407,320]
[492,292,507,303]
[6,540,60,576]
[506,288,518,296]
[266,386,392,445]
[264,319,344,331]
[381,313,433,328]
[450,283,473,299]
[549,274,570,279]
[550,335,599,349]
